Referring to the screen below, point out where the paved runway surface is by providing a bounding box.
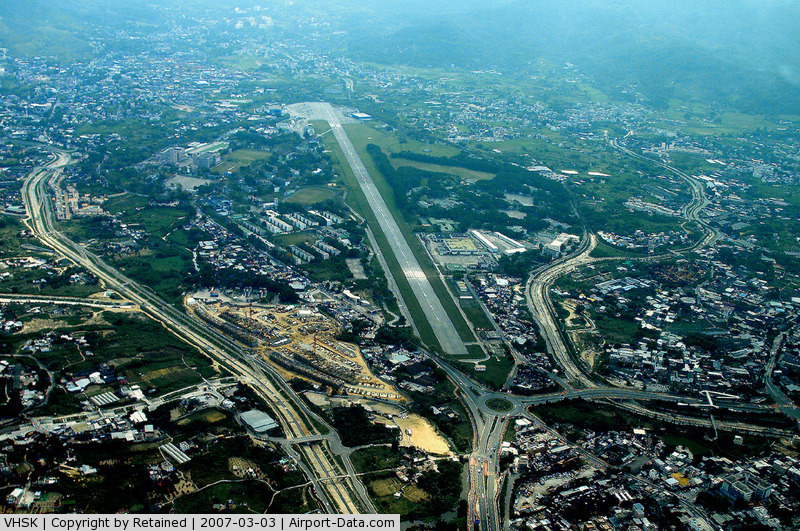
[289,102,467,356]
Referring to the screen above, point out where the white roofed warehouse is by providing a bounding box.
[240,409,279,433]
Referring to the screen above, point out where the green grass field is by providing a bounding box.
[213,148,270,174]
[166,228,192,248]
[343,123,459,158]
[660,101,779,136]
[0,217,24,257]
[367,475,425,516]
[341,124,478,350]
[101,194,190,238]
[113,247,192,302]
[592,313,641,345]
[344,122,497,181]
[104,193,150,214]
[589,240,641,259]
[458,352,514,390]
[174,480,273,513]
[350,446,401,474]
[461,301,494,330]
[313,121,446,353]
[127,207,190,236]
[529,399,642,432]
[17,310,220,416]
[0,266,103,298]
[1,26,92,60]
[271,231,316,247]
[503,422,516,442]
[486,398,513,412]
[390,157,495,181]
[284,186,338,205]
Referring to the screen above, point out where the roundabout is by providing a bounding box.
[484,397,514,413]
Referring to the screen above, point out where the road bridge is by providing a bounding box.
[20,144,375,515]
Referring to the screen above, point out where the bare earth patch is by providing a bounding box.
[392,414,451,456]
[346,258,368,280]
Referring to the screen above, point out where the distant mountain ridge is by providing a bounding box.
[2,0,799,114]
[344,0,800,114]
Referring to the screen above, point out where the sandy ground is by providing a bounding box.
[342,399,452,455]
[85,290,108,299]
[393,414,451,455]
[563,300,599,368]
[568,330,598,368]
[585,348,597,368]
[502,210,527,219]
[19,309,114,334]
[20,318,70,334]
[367,404,449,455]
[562,301,580,327]
[304,391,331,407]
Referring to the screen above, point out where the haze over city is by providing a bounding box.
[1,2,800,530]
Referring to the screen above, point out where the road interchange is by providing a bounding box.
[19,145,375,515]
[15,129,798,529]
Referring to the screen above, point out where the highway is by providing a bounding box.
[435,351,796,531]
[437,361,503,531]
[288,102,468,356]
[414,127,777,529]
[0,293,136,310]
[525,138,722,390]
[16,131,794,527]
[525,234,599,388]
[764,333,800,422]
[20,145,375,515]
[610,137,721,249]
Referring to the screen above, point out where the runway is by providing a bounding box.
[289,102,468,356]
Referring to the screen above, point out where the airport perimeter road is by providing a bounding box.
[21,145,374,515]
[289,102,468,356]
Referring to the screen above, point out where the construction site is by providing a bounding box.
[186,296,404,402]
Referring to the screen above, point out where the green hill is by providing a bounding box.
[345,0,800,114]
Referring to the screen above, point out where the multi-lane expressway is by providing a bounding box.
[525,234,598,388]
[0,293,136,310]
[285,113,787,529]
[436,353,795,531]
[450,133,781,529]
[16,125,795,529]
[526,137,722,391]
[610,137,721,249]
[20,145,375,515]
